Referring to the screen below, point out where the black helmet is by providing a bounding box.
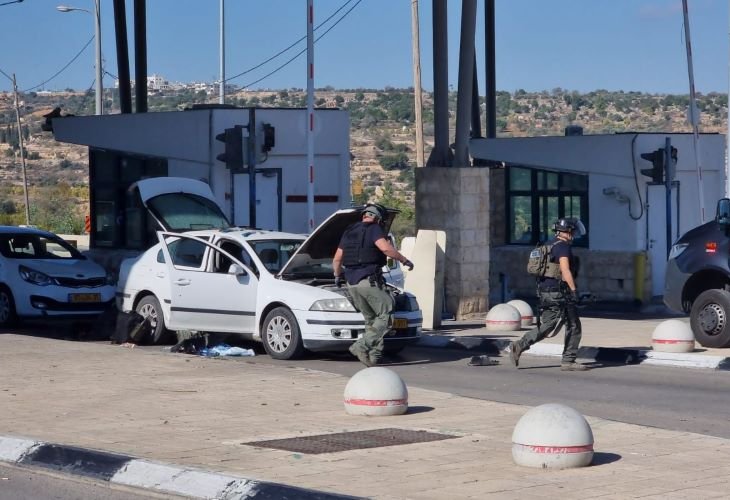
[362,203,387,221]
[553,217,586,237]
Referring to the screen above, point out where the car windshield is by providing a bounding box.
[248,240,304,274]
[0,233,84,260]
[147,193,230,231]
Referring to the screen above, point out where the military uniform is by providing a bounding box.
[512,238,583,366]
[339,220,394,365]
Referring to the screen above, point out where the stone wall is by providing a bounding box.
[489,246,653,305]
[415,167,490,319]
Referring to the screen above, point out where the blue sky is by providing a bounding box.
[0,0,728,94]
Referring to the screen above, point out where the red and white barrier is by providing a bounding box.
[344,367,408,416]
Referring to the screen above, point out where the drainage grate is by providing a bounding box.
[244,428,457,454]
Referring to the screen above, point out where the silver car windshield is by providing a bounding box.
[0,233,84,260]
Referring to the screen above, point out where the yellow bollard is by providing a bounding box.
[633,252,646,303]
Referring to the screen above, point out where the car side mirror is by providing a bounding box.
[717,198,730,227]
[228,263,247,276]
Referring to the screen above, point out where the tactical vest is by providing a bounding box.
[543,241,571,280]
[341,222,386,268]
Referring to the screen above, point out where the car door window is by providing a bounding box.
[216,240,258,278]
[168,238,207,269]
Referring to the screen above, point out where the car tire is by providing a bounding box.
[135,295,170,345]
[261,307,304,360]
[690,289,730,348]
[0,285,17,327]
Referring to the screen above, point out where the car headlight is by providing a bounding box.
[668,243,689,260]
[19,265,54,286]
[310,298,356,312]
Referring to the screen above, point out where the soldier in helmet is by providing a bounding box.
[332,204,414,366]
[510,217,589,371]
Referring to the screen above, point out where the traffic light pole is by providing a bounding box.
[248,108,257,229]
[665,137,673,259]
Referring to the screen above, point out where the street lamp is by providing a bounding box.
[57,1,102,115]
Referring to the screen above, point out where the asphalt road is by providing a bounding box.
[242,344,730,439]
[0,463,184,500]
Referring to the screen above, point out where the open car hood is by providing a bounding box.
[278,205,398,277]
[131,177,230,231]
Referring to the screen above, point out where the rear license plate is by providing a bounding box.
[393,318,408,329]
[69,293,101,303]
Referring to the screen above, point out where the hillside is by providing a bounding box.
[0,87,726,233]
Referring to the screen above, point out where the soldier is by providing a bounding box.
[332,204,414,366]
[510,217,589,371]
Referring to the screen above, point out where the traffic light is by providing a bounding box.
[640,148,665,184]
[215,125,246,172]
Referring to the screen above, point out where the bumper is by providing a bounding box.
[15,284,116,319]
[296,309,422,351]
[663,258,691,312]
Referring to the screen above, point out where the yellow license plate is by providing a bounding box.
[69,293,101,303]
[393,318,408,329]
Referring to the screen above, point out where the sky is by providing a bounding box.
[0,0,728,95]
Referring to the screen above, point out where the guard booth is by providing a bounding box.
[51,106,350,268]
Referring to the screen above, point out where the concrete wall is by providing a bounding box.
[489,246,652,306]
[415,167,490,319]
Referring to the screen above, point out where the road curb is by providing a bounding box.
[418,334,730,370]
[0,436,358,500]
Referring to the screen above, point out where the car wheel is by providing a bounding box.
[261,307,304,360]
[690,289,730,348]
[0,286,17,327]
[135,295,170,345]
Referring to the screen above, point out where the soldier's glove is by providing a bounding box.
[567,289,581,305]
[334,276,345,288]
[403,259,414,271]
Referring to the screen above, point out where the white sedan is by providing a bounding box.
[116,219,422,359]
[0,226,115,326]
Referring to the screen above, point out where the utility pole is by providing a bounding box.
[410,0,424,167]
[219,0,225,104]
[12,74,30,225]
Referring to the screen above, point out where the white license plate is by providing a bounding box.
[393,318,408,329]
[69,293,101,303]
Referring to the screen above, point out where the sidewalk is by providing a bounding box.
[420,309,730,370]
[1,333,730,499]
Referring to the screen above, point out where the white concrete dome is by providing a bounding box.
[512,403,594,469]
[485,304,521,331]
[507,299,535,328]
[651,319,695,353]
[344,367,408,416]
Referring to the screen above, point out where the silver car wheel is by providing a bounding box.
[265,315,292,353]
[138,301,159,331]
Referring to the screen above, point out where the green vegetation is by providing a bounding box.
[2,85,727,241]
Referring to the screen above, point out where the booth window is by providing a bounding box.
[90,150,167,249]
[506,166,588,247]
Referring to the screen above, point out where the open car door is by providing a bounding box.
[156,232,257,334]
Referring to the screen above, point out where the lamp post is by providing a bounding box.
[57,1,102,115]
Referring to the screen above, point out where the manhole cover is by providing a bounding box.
[244,428,457,454]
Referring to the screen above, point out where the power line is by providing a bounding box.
[22,36,94,92]
[0,67,13,83]
[240,0,362,90]
[225,0,358,84]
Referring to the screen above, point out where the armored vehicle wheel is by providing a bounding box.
[690,289,730,348]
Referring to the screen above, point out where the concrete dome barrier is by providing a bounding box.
[344,367,408,416]
[507,299,535,328]
[485,304,521,331]
[652,319,695,353]
[512,403,594,469]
